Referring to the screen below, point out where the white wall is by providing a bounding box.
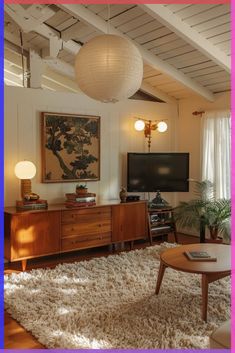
[4,86,178,207]
[177,91,231,203]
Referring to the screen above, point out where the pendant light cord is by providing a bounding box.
[19,30,25,87]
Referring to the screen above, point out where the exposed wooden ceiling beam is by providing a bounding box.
[140,82,176,104]
[4,4,81,56]
[58,4,214,102]
[43,67,80,93]
[4,47,80,93]
[43,57,75,79]
[139,4,230,73]
[36,24,79,56]
[5,36,173,103]
[5,36,75,88]
[4,4,54,33]
[4,26,175,103]
[5,29,39,53]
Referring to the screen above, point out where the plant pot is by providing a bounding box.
[76,188,88,195]
[209,225,219,240]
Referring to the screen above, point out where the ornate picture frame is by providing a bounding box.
[41,112,100,183]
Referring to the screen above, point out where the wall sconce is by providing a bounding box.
[14,160,36,199]
[134,118,168,152]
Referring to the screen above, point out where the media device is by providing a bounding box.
[127,152,189,192]
[126,195,140,202]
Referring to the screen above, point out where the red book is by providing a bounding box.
[75,192,96,197]
[65,193,77,200]
[65,201,96,208]
[16,199,48,206]
[65,193,96,200]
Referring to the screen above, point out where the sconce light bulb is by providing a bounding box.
[157,121,168,133]
[134,119,145,131]
[14,161,36,180]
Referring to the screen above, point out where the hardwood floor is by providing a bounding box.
[4,233,199,349]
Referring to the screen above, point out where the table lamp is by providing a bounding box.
[14,160,36,199]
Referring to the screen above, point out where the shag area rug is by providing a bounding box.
[4,243,230,349]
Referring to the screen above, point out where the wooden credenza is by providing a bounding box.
[4,201,148,270]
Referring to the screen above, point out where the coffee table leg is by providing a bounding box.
[155,260,167,294]
[201,274,209,322]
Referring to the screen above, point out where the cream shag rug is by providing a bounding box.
[4,243,230,349]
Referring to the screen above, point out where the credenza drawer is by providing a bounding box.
[62,220,111,237]
[61,232,111,251]
[62,206,111,224]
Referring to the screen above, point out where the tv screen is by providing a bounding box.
[127,153,189,192]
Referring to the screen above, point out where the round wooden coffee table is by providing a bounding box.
[156,243,231,321]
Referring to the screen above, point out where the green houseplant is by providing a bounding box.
[174,180,231,242]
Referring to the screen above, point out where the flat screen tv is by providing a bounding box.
[127,152,189,192]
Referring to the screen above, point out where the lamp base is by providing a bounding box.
[21,179,32,199]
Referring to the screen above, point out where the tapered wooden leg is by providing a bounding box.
[148,214,153,246]
[172,222,178,243]
[109,244,114,253]
[201,274,209,322]
[174,231,178,244]
[130,241,134,250]
[21,259,27,272]
[155,260,167,294]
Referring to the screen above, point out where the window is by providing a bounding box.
[201,110,231,199]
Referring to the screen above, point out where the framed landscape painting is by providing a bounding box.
[41,112,100,183]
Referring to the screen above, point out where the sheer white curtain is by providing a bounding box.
[201,110,231,199]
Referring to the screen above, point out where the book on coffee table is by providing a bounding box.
[184,251,217,262]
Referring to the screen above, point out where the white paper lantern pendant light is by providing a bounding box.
[75,34,143,103]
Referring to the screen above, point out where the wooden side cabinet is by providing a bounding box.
[112,201,148,243]
[4,210,61,270]
[148,208,178,245]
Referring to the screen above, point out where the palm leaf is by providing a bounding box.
[174,180,231,241]
[192,180,214,201]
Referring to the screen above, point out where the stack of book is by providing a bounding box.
[65,193,96,208]
[184,251,217,262]
[16,199,48,210]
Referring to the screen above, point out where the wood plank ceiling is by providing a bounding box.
[4,3,231,100]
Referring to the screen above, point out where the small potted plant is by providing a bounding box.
[76,184,88,195]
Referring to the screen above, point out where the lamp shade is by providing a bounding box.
[134,119,145,131]
[157,121,168,133]
[14,161,36,180]
[75,34,143,103]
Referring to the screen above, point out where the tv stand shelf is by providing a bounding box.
[148,208,178,244]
